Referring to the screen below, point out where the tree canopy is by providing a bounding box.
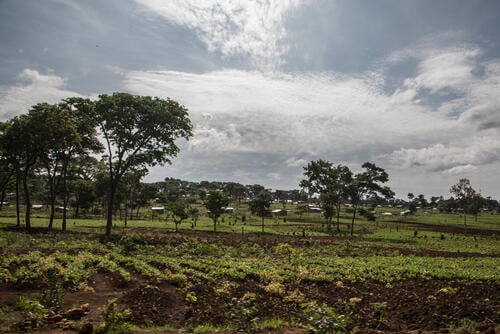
[204,190,229,232]
[94,93,193,237]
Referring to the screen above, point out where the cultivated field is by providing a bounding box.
[0,205,499,334]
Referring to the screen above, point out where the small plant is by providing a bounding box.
[263,282,285,296]
[186,291,198,304]
[98,298,132,334]
[302,301,350,334]
[369,301,388,328]
[165,272,188,287]
[231,293,259,332]
[284,289,306,304]
[449,318,475,333]
[0,268,13,283]
[274,243,295,263]
[39,266,65,311]
[16,297,50,329]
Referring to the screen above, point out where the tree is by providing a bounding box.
[117,168,147,226]
[417,194,427,208]
[204,190,229,232]
[348,162,394,236]
[1,113,46,232]
[94,93,192,237]
[249,190,273,233]
[450,178,476,228]
[167,200,189,232]
[58,98,102,231]
[0,122,14,211]
[223,182,248,203]
[247,184,265,198]
[29,103,81,230]
[189,206,200,228]
[300,160,353,232]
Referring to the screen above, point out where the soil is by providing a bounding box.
[1,226,499,334]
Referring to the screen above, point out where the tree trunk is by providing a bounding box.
[61,164,69,231]
[336,204,341,232]
[213,217,217,232]
[105,182,116,237]
[48,195,55,230]
[261,216,265,233]
[62,191,69,232]
[463,212,467,233]
[124,203,128,227]
[22,169,31,233]
[15,171,20,228]
[350,206,357,236]
[0,189,5,210]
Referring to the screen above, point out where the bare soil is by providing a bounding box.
[1,227,499,334]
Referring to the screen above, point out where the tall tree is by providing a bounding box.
[2,113,45,232]
[94,93,192,237]
[450,178,476,229]
[249,190,273,233]
[58,98,102,230]
[300,160,353,232]
[348,162,394,236]
[29,103,81,230]
[0,122,14,211]
[204,190,229,232]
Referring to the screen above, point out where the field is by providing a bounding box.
[0,205,499,334]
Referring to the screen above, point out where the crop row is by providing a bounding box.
[1,240,498,292]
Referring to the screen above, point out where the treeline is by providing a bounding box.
[1,94,497,236]
[0,93,192,236]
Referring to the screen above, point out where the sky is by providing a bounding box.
[1,0,500,199]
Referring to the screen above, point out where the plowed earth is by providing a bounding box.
[1,227,499,334]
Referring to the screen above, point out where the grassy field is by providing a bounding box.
[0,204,499,333]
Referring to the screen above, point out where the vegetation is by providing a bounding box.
[0,94,499,333]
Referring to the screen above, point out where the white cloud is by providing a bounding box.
[134,0,308,70]
[121,41,500,196]
[0,69,81,120]
[444,165,477,175]
[285,157,307,167]
[122,67,453,161]
[407,48,479,94]
[386,133,500,173]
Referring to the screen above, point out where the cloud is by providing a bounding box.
[0,69,81,120]
[121,40,500,193]
[409,48,479,94]
[122,67,452,162]
[134,0,308,70]
[385,134,500,173]
[285,157,307,167]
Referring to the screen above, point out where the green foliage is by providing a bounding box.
[274,242,296,263]
[302,301,350,334]
[168,199,190,232]
[100,298,132,334]
[16,297,50,329]
[231,292,259,332]
[204,190,229,232]
[94,92,193,237]
[449,318,475,333]
[249,190,273,232]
